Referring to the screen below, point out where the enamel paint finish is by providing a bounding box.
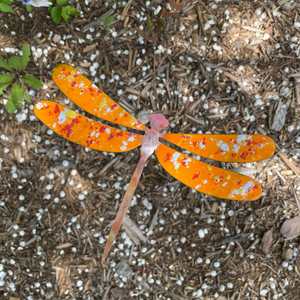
[163,134,275,162]
[52,64,148,131]
[155,143,262,201]
[34,101,143,152]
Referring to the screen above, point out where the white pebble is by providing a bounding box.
[198,229,205,238]
[260,289,268,296]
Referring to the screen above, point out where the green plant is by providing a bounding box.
[0,0,16,24]
[108,0,122,8]
[0,44,43,114]
[146,9,164,33]
[102,14,115,31]
[48,0,79,24]
[23,3,31,13]
[113,0,122,8]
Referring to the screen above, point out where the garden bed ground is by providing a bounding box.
[1,0,300,299]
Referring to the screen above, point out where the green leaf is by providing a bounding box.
[57,0,69,5]
[0,83,10,95]
[11,82,22,106]
[5,99,16,114]
[63,5,79,16]
[0,57,13,71]
[22,43,31,67]
[8,56,25,71]
[22,75,43,88]
[23,91,31,103]
[48,5,52,13]
[61,6,69,23]
[156,8,163,20]
[0,0,13,4]
[146,16,152,32]
[0,73,14,84]
[61,6,79,23]
[0,3,16,14]
[51,6,62,24]
[157,19,164,28]
[26,4,31,12]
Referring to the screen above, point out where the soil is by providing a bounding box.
[1,0,300,299]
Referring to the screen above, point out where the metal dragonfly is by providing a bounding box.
[34,64,275,261]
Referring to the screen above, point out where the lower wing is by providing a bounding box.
[156,143,261,200]
[162,134,275,162]
[34,101,143,152]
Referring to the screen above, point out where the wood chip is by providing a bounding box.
[122,215,147,245]
[278,152,300,175]
[120,0,134,21]
[56,242,73,249]
[261,229,273,255]
[280,216,300,239]
[83,44,96,53]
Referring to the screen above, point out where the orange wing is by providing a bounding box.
[163,134,275,162]
[156,143,261,200]
[52,64,148,131]
[34,101,143,152]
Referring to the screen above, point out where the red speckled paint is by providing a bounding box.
[34,101,143,153]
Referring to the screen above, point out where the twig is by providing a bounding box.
[291,185,300,214]
[197,0,217,21]
[98,156,119,175]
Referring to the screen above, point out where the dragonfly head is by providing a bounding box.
[148,113,169,132]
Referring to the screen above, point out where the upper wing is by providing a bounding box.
[156,143,261,200]
[34,101,143,152]
[52,64,148,131]
[162,134,275,162]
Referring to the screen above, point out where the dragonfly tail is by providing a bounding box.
[102,156,147,262]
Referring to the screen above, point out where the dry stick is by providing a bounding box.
[83,9,114,32]
[291,185,300,214]
[197,0,217,21]
[98,156,119,175]
[256,132,300,180]
[120,0,134,21]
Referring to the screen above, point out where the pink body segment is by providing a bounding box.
[102,114,169,261]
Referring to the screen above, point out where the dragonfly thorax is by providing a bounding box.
[149,113,169,131]
[141,114,169,160]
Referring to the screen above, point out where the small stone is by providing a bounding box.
[260,289,268,296]
[136,110,151,125]
[282,248,293,260]
[54,158,77,170]
[115,260,132,277]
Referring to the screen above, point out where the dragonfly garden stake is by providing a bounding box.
[34,64,276,261]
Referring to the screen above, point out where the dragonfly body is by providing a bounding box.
[34,64,276,262]
[102,113,169,260]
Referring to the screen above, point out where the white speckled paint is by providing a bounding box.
[199,140,206,149]
[58,109,68,124]
[220,143,229,152]
[237,134,247,142]
[120,141,128,151]
[231,181,254,196]
[170,152,181,170]
[36,102,44,109]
